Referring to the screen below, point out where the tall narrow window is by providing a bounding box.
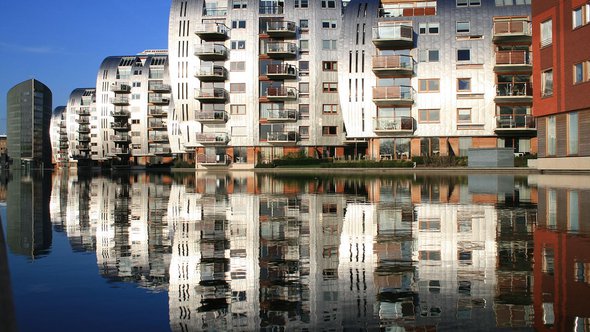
[541,19,552,47]
[547,116,556,156]
[568,112,579,155]
[542,69,553,97]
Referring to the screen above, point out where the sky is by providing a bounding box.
[0,0,171,134]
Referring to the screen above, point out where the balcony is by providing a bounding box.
[195,133,230,145]
[78,108,91,116]
[194,44,229,61]
[372,86,415,106]
[264,109,298,122]
[111,122,130,131]
[373,116,414,134]
[495,115,536,135]
[265,20,297,38]
[494,51,532,73]
[111,135,131,143]
[194,88,229,103]
[77,125,91,133]
[197,154,230,166]
[203,7,227,17]
[148,82,171,93]
[76,144,91,151]
[110,97,130,106]
[259,5,284,14]
[372,55,414,77]
[148,119,167,130]
[267,131,299,144]
[266,64,297,80]
[372,25,414,50]
[264,42,297,59]
[196,111,229,123]
[111,148,131,156]
[78,134,91,142]
[493,18,532,44]
[59,142,69,149]
[151,146,171,156]
[195,66,228,82]
[149,134,169,143]
[195,23,230,41]
[110,83,131,93]
[495,82,533,104]
[148,95,170,105]
[265,87,298,101]
[148,107,167,117]
[111,109,130,118]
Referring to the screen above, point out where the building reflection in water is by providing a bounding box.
[42,172,546,330]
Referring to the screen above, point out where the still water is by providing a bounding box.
[1,171,589,331]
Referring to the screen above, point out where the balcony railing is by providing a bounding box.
[266,64,297,79]
[494,50,532,72]
[493,18,532,43]
[151,147,171,155]
[197,154,230,165]
[76,144,91,151]
[111,148,131,156]
[148,119,167,130]
[195,23,230,41]
[265,20,297,37]
[264,109,298,121]
[110,83,131,93]
[78,108,91,116]
[76,117,90,124]
[111,122,130,131]
[372,55,414,77]
[194,44,229,60]
[265,87,298,100]
[372,25,414,49]
[195,65,228,81]
[267,131,299,143]
[111,109,130,117]
[148,95,170,105]
[264,42,297,59]
[372,86,415,106]
[148,107,167,117]
[196,111,229,123]
[373,116,414,133]
[495,82,532,103]
[495,115,536,132]
[110,97,130,106]
[203,7,227,16]
[77,125,91,133]
[149,134,169,143]
[195,133,230,144]
[259,5,284,14]
[194,88,229,103]
[111,134,131,143]
[78,134,91,142]
[148,83,171,92]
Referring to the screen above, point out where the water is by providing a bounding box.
[1,171,589,331]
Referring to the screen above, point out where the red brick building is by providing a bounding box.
[533,0,590,170]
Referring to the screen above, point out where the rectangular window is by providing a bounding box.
[322,61,337,71]
[321,0,336,8]
[322,126,337,135]
[419,79,440,92]
[573,62,589,84]
[456,21,470,33]
[295,0,309,8]
[541,19,552,47]
[299,82,309,95]
[547,116,556,155]
[418,109,440,123]
[300,19,309,30]
[419,49,439,62]
[230,104,246,115]
[299,40,309,52]
[573,7,583,29]
[322,40,337,50]
[542,69,553,97]
[322,20,337,29]
[568,112,579,155]
[231,20,246,29]
[457,49,471,61]
[457,0,480,7]
[230,83,245,93]
[231,40,246,50]
[457,108,472,123]
[419,251,441,261]
[419,23,439,34]
[230,61,245,72]
[299,126,309,139]
[457,78,471,91]
[299,104,309,119]
[232,0,247,9]
[299,61,309,75]
[322,82,338,92]
[322,104,338,114]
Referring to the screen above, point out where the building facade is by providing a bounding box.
[6,79,53,169]
[65,88,96,166]
[49,106,68,166]
[532,0,590,170]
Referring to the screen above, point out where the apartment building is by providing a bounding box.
[49,106,68,166]
[92,51,173,167]
[65,88,96,167]
[532,0,590,170]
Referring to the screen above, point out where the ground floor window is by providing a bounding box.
[498,138,531,154]
[458,138,472,156]
[233,146,247,163]
[547,116,556,156]
[379,138,411,160]
[568,112,579,155]
[420,138,440,156]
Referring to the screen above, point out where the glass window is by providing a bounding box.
[322,40,337,50]
[541,19,552,47]
[322,82,338,92]
[547,115,556,155]
[299,19,309,30]
[457,49,471,61]
[542,69,553,97]
[457,108,472,123]
[230,83,245,93]
[418,109,440,123]
[419,79,440,92]
[322,104,338,113]
[457,78,471,91]
[456,21,470,33]
[230,61,245,72]
[573,7,583,29]
[574,63,584,84]
[569,112,578,155]
[299,40,309,52]
[299,82,309,94]
[230,104,246,115]
[231,40,246,50]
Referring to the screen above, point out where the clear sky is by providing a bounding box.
[0,0,171,134]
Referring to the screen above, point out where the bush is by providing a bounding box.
[514,154,537,167]
[173,159,195,168]
[412,155,467,167]
[321,160,414,168]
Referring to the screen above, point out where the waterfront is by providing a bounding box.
[1,171,589,331]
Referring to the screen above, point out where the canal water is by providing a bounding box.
[1,171,589,331]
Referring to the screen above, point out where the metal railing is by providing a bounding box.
[194,44,229,57]
[267,131,299,142]
[266,64,297,76]
[194,88,228,100]
[496,82,532,97]
[195,133,230,143]
[195,65,228,79]
[265,42,297,55]
[496,115,536,129]
[372,55,414,71]
[372,25,414,41]
[372,86,415,101]
[374,116,414,132]
[266,86,298,98]
[148,95,170,104]
[148,82,171,92]
[266,20,296,33]
[111,134,131,142]
[495,50,532,66]
[196,111,228,122]
[110,97,129,105]
[110,83,131,93]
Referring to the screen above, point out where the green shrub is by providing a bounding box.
[411,155,467,167]
[514,154,537,167]
[173,159,195,168]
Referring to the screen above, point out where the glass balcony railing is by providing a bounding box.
[195,66,228,81]
[267,131,299,143]
[265,86,298,100]
[110,83,131,93]
[495,115,536,131]
[196,111,229,123]
[266,64,297,79]
[372,55,414,77]
[265,20,297,37]
[264,42,297,59]
[372,86,415,105]
[373,116,414,133]
[203,7,227,16]
[195,133,230,144]
[194,88,229,102]
[264,109,298,121]
[372,25,414,49]
[195,23,230,41]
[493,18,532,43]
[194,44,229,60]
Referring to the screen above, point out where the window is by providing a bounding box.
[457,108,472,123]
[572,6,588,29]
[299,19,309,30]
[132,82,141,87]
[574,62,589,84]
[295,0,309,8]
[322,40,337,50]
[322,20,337,29]
[322,126,337,135]
[419,79,440,92]
[457,78,471,91]
[418,109,440,123]
[322,82,338,92]
[299,126,309,139]
[230,61,245,72]
[496,0,532,5]
[230,83,245,93]
[456,21,470,33]
[299,104,309,119]
[419,49,439,62]
[419,251,441,261]
[232,0,247,9]
[457,0,480,7]
[547,116,556,155]
[322,61,337,71]
[323,104,338,114]
[299,40,309,53]
[299,82,309,96]
[231,40,246,50]
[419,22,439,34]
[541,19,552,47]
[542,69,553,97]
[299,61,309,75]
[321,0,336,8]
[231,20,246,29]
[569,112,579,155]
[132,93,141,100]
[230,104,246,115]
[457,49,471,61]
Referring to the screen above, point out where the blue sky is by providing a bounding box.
[0,0,171,134]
